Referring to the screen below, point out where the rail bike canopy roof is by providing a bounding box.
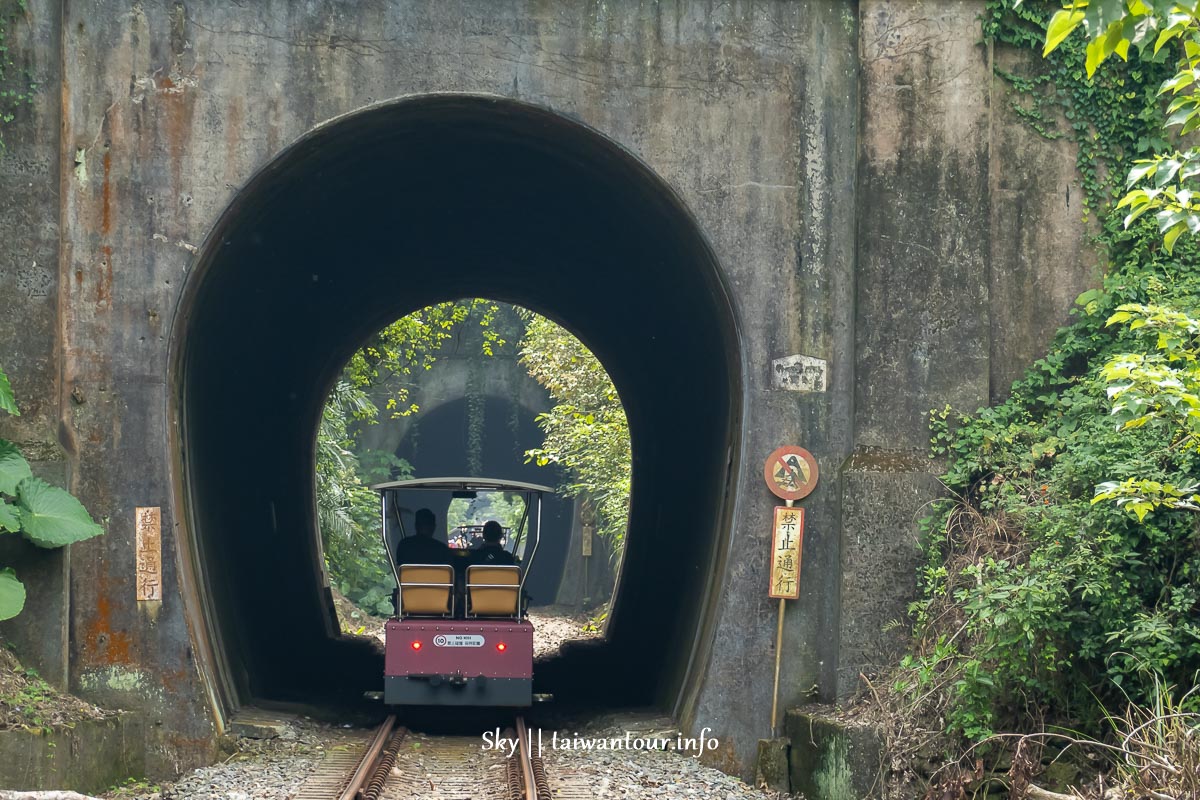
[370,477,554,494]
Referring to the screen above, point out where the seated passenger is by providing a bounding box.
[468,520,519,567]
[394,508,453,566]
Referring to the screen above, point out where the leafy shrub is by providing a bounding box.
[0,365,103,620]
[890,0,1200,746]
[901,238,1200,740]
[519,311,631,553]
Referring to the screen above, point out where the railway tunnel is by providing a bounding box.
[172,95,743,716]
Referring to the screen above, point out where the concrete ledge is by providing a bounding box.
[0,713,144,793]
[785,709,884,800]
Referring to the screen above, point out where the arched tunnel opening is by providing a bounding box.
[172,95,742,716]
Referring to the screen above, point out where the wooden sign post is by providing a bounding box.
[763,446,818,734]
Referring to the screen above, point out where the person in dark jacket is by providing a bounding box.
[394,508,453,566]
[468,520,519,566]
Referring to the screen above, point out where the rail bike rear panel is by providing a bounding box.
[384,618,534,706]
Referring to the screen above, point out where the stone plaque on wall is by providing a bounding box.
[771,354,827,393]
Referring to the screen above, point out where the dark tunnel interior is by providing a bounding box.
[174,96,742,714]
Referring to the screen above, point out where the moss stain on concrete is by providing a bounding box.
[813,735,855,800]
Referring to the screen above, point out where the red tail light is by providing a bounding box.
[411,641,422,651]
[496,642,507,652]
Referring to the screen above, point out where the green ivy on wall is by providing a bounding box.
[892,0,1200,745]
[0,1,35,154]
[985,0,1173,217]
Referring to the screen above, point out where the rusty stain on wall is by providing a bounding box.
[85,588,134,665]
[96,245,113,307]
[100,151,112,235]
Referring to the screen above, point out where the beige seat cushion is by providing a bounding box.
[399,564,454,616]
[466,565,520,617]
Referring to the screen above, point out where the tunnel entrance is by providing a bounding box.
[170,95,742,716]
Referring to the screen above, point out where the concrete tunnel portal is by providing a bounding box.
[171,96,743,717]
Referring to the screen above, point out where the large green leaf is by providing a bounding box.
[0,368,17,416]
[0,440,33,497]
[1044,9,1086,56]
[16,477,103,548]
[0,369,16,419]
[0,569,26,621]
[0,500,18,533]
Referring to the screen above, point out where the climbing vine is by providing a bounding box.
[985,0,1173,215]
[0,1,35,155]
[465,353,486,477]
[893,0,1200,751]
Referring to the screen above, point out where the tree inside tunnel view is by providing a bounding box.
[317,299,629,631]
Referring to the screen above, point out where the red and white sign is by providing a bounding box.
[763,446,819,502]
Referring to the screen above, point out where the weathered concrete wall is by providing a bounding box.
[0,0,69,690]
[42,0,864,777]
[989,45,1101,400]
[786,709,884,800]
[836,0,1102,703]
[843,0,995,702]
[0,713,145,793]
[0,0,1101,782]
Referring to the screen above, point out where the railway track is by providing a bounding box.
[297,715,551,800]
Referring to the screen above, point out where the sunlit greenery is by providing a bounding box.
[317,300,499,614]
[318,301,631,616]
[895,0,1200,746]
[446,492,526,533]
[518,311,632,553]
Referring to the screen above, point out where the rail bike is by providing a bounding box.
[373,477,551,707]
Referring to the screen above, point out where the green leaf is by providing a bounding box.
[1045,9,1087,56]
[0,569,26,621]
[1086,35,1109,77]
[0,368,17,416]
[15,477,103,548]
[0,500,18,533]
[1164,220,1188,252]
[1127,162,1157,186]
[0,440,33,497]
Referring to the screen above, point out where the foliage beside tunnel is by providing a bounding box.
[0,365,102,621]
[894,0,1200,744]
[317,300,498,615]
[904,243,1200,741]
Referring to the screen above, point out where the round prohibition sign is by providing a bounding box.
[764,446,819,502]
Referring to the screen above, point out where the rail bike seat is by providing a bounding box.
[397,564,455,617]
[465,565,521,618]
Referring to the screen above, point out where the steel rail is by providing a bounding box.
[338,714,396,800]
[330,714,547,800]
[514,716,540,800]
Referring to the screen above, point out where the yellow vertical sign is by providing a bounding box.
[581,522,593,557]
[768,506,803,600]
[135,506,162,601]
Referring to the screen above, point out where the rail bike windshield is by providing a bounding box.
[371,477,552,595]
